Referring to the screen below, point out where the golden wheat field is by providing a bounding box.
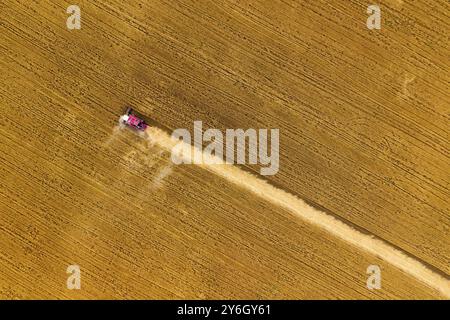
[0,0,449,299]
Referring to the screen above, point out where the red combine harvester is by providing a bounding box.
[120,107,148,131]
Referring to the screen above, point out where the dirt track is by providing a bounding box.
[0,0,449,299]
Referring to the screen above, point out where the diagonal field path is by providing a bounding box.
[145,126,450,298]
